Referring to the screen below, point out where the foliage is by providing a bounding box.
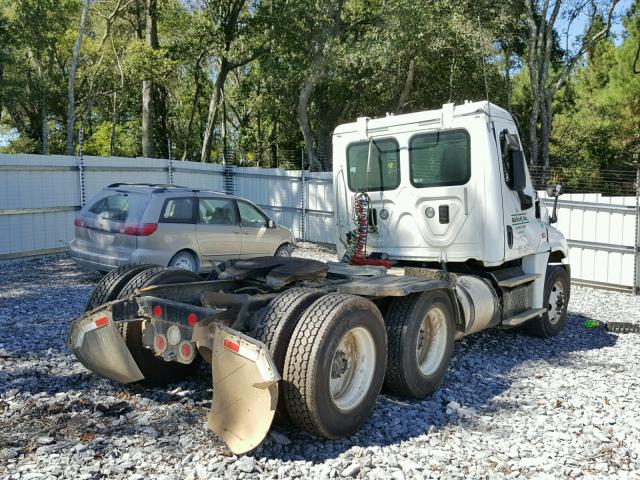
[0,0,637,174]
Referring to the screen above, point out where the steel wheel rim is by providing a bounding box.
[277,249,290,257]
[416,306,447,376]
[329,326,376,411]
[548,280,565,324]
[173,255,195,271]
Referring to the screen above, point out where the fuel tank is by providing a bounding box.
[454,275,500,337]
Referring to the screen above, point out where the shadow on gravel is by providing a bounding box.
[254,311,618,463]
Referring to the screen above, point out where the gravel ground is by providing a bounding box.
[1,245,640,480]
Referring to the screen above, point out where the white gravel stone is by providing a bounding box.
[1,248,639,480]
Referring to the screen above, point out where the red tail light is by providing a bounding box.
[74,217,85,228]
[119,223,158,236]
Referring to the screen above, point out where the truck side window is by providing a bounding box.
[500,131,512,188]
[346,138,400,192]
[409,129,470,187]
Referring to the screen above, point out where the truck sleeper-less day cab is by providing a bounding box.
[68,101,570,454]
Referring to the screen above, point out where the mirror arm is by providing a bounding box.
[549,195,559,224]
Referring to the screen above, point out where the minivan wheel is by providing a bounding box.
[275,244,291,257]
[169,251,198,272]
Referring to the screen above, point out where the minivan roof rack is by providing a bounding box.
[106,183,229,195]
[107,182,186,188]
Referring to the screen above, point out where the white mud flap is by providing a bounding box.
[208,324,280,454]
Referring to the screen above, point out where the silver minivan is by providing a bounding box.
[70,183,294,273]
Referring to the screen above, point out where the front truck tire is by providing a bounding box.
[384,290,455,399]
[524,265,570,338]
[117,267,203,384]
[85,263,156,311]
[282,293,387,439]
[250,288,324,422]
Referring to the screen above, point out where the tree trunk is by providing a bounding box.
[40,102,48,155]
[141,0,158,158]
[396,58,415,113]
[66,0,91,156]
[200,59,229,163]
[110,91,117,156]
[182,58,202,160]
[297,66,322,171]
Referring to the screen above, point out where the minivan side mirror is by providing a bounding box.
[268,219,275,228]
[509,150,526,191]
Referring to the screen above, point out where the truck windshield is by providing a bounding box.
[409,129,470,187]
[347,138,400,192]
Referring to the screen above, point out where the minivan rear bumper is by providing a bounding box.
[70,240,128,271]
[70,241,176,272]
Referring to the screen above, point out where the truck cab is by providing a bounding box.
[332,101,568,267]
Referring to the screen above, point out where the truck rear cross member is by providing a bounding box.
[68,101,570,454]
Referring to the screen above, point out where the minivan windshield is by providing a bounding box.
[347,138,400,192]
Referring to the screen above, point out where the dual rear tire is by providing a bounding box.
[260,290,455,439]
[86,264,203,384]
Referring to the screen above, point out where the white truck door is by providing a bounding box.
[495,122,539,261]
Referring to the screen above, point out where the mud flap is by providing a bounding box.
[68,310,144,384]
[208,324,280,454]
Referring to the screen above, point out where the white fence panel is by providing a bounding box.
[539,191,638,291]
[0,153,638,293]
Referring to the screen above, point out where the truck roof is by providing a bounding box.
[333,100,513,136]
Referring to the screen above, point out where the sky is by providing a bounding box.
[556,0,633,50]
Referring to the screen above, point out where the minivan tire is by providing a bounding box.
[169,251,198,272]
[117,267,203,384]
[275,244,292,257]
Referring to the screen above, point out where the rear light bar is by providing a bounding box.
[72,218,157,237]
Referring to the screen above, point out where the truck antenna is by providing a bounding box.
[477,15,491,116]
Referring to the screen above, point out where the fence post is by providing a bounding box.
[167,158,174,185]
[301,149,306,242]
[78,127,86,207]
[634,167,640,295]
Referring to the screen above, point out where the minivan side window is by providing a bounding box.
[409,129,470,187]
[160,198,195,224]
[199,198,238,225]
[88,194,129,222]
[238,201,268,228]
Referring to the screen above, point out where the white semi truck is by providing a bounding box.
[68,101,570,454]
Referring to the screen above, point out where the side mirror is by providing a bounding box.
[546,183,564,224]
[268,219,275,228]
[509,150,526,191]
[546,183,564,198]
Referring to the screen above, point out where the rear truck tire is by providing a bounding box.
[383,290,455,399]
[275,244,292,257]
[117,267,203,384]
[524,265,570,338]
[168,251,198,272]
[250,288,324,422]
[282,293,387,439]
[85,263,156,311]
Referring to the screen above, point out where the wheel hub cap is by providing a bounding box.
[329,327,376,411]
[416,307,447,376]
[548,281,565,324]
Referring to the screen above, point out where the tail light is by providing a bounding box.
[179,341,195,362]
[74,217,86,228]
[119,223,158,236]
